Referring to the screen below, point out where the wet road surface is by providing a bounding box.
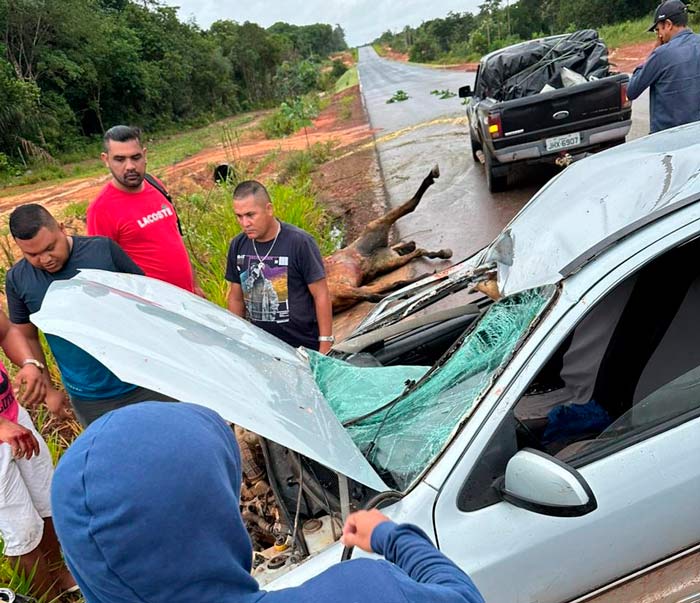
[358,45,651,269]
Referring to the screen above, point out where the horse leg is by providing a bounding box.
[391,241,417,256]
[352,165,440,255]
[367,247,452,279]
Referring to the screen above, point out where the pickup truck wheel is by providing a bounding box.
[470,135,482,162]
[484,148,508,193]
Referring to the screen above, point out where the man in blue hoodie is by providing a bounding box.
[51,402,485,603]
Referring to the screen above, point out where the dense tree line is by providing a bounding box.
[0,0,346,166]
[375,0,660,62]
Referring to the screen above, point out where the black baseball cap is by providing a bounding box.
[648,0,694,31]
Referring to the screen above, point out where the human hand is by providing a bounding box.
[12,365,47,407]
[0,419,39,459]
[654,34,663,48]
[341,509,391,552]
[45,386,70,420]
[193,285,207,298]
[318,340,332,355]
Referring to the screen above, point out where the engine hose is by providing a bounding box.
[259,438,309,557]
[340,489,404,562]
[288,453,341,512]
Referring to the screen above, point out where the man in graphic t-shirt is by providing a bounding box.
[87,125,201,294]
[225,180,334,353]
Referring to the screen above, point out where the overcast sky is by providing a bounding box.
[160,0,483,47]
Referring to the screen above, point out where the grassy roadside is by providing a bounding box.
[0,114,257,193]
[372,43,388,57]
[335,67,358,93]
[374,13,700,67]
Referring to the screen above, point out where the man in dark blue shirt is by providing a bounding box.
[627,0,700,133]
[6,204,174,425]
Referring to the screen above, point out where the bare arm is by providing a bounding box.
[13,322,47,364]
[13,322,69,418]
[0,315,46,406]
[308,278,333,354]
[227,283,246,318]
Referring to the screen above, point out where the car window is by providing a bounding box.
[459,235,700,511]
[515,237,700,464]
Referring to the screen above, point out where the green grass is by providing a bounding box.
[598,17,654,49]
[335,67,358,93]
[61,201,89,222]
[372,43,388,57]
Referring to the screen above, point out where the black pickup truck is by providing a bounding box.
[460,30,632,192]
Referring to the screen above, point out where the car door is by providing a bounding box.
[433,228,700,603]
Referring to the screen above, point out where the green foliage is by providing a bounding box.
[62,201,89,221]
[430,89,457,99]
[330,59,348,79]
[278,141,338,182]
[274,59,320,100]
[339,94,354,120]
[598,17,654,49]
[386,90,410,104]
[374,0,661,64]
[0,1,347,168]
[259,95,320,139]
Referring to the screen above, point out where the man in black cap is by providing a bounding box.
[627,1,700,133]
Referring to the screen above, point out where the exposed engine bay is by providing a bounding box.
[237,294,489,583]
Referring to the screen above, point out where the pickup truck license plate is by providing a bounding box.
[545,132,581,152]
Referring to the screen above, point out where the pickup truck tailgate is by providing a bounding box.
[499,75,628,139]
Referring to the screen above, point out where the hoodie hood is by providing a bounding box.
[51,402,261,603]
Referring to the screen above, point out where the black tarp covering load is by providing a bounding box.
[475,29,610,101]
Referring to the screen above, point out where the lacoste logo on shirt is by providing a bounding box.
[137,204,174,228]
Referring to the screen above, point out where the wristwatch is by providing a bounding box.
[318,335,335,343]
[22,358,45,372]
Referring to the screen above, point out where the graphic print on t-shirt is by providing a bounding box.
[237,255,289,323]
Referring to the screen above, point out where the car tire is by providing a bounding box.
[470,134,482,162]
[484,147,508,193]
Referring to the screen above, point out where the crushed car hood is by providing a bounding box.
[485,122,700,297]
[32,269,387,492]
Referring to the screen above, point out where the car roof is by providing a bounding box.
[485,122,700,297]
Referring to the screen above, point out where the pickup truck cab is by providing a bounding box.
[461,30,632,192]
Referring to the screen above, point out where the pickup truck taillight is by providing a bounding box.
[621,82,631,109]
[487,113,503,138]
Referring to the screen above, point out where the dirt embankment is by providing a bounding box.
[609,41,655,73]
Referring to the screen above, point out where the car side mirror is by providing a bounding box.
[458,85,473,98]
[499,448,597,517]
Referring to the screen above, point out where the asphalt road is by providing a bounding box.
[357,45,651,268]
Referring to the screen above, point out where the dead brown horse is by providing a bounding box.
[325,165,452,312]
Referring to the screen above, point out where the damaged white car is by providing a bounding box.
[34,121,700,603]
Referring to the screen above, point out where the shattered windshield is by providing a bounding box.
[311,287,553,490]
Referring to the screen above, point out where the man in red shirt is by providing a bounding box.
[87,125,201,294]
